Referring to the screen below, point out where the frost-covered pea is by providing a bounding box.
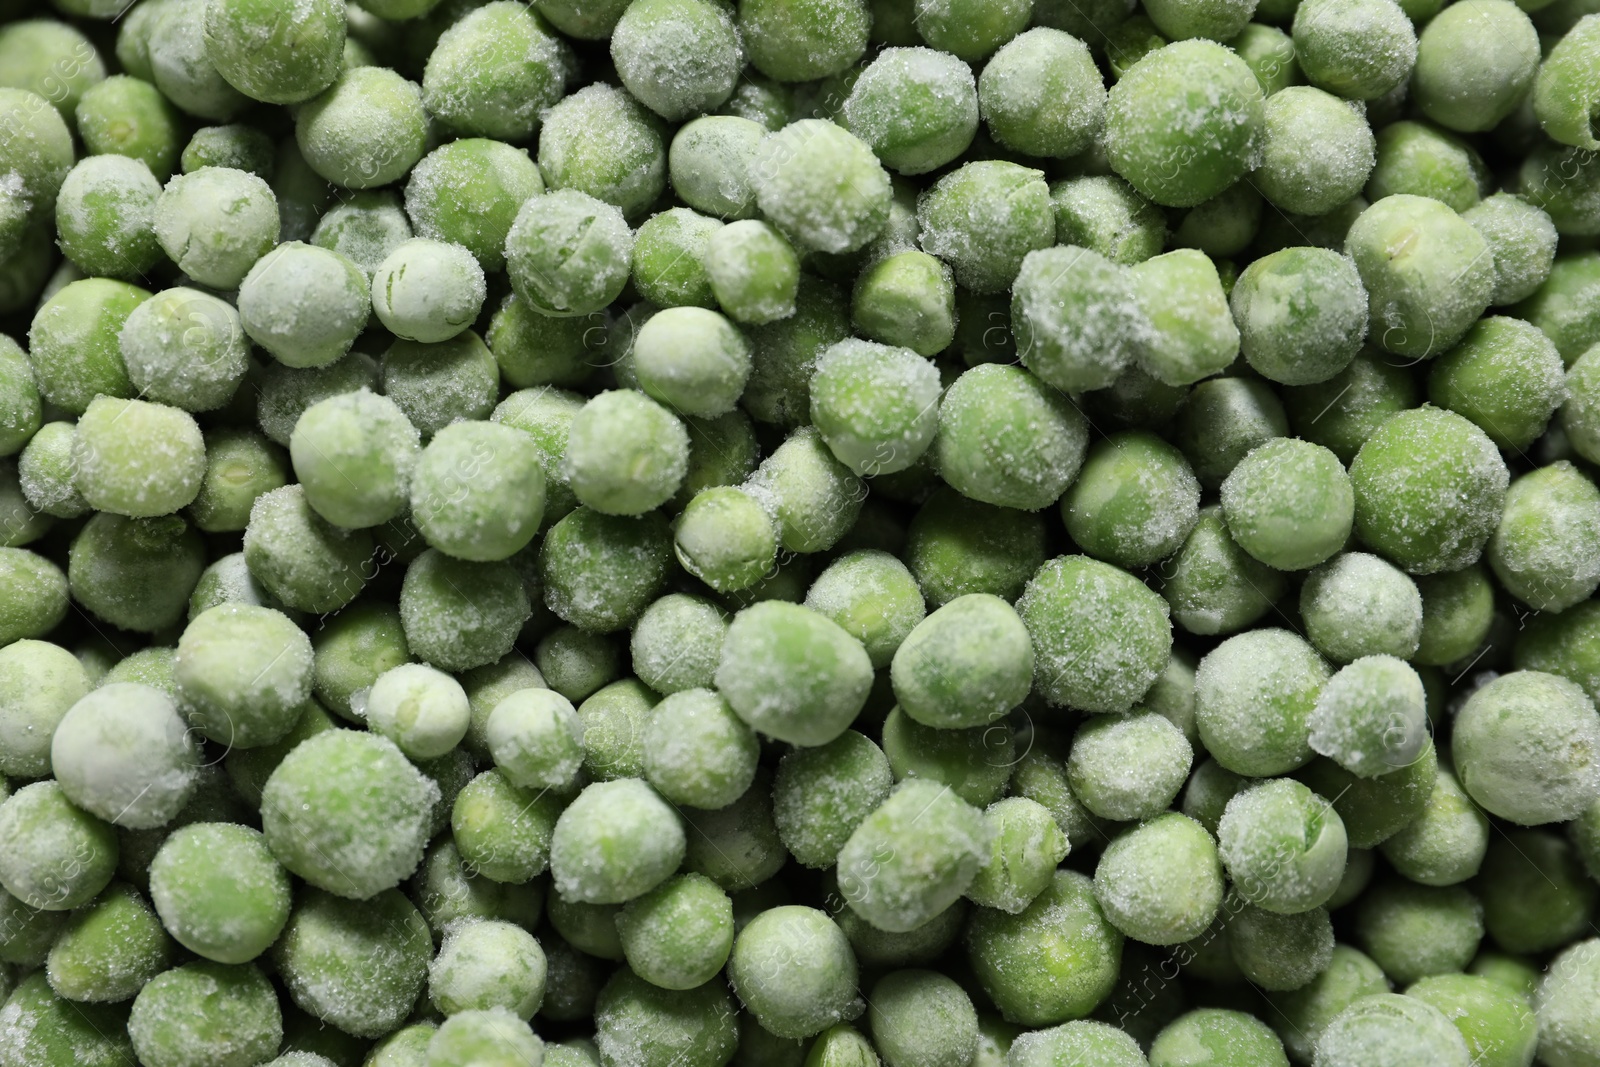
[428,919,546,1018]
[809,338,940,477]
[669,115,765,221]
[837,780,989,933]
[1349,406,1509,575]
[772,730,893,869]
[69,514,206,634]
[484,687,583,792]
[1537,939,1600,1067]
[538,84,665,220]
[550,778,685,905]
[741,275,851,427]
[703,220,800,326]
[72,396,205,519]
[1366,122,1491,214]
[28,278,148,415]
[74,75,181,181]
[716,601,872,746]
[382,332,501,441]
[236,243,369,370]
[1313,993,1471,1067]
[411,421,545,563]
[308,601,409,722]
[153,167,278,289]
[179,124,274,178]
[1231,903,1334,991]
[1479,829,1596,955]
[752,120,891,255]
[643,688,758,810]
[738,0,868,81]
[561,390,688,517]
[0,781,118,912]
[628,307,750,419]
[616,873,733,992]
[1463,194,1557,308]
[362,662,468,761]
[672,487,776,595]
[1231,247,1369,386]
[1219,779,1348,915]
[540,508,670,634]
[421,1,566,141]
[1068,712,1193,823]
[1300,553,1423,664]
[630,594,727,695]
[1514,251,1600,365]
[148,823,289,965]
[966,797,1069,916]
[1293,0,1417,101]
[261,729,437,899]
[978,28,1105,160]
[118,287,250,414]
[890,594,1030,729]
[54,155,164,281]
[1013,244,1148,393]
[611,0,740,120]
[933,364,1088,512]
[726,905,859,1039]
[1130,248,1240,387]
[1253,87,1376,217]
[1429,316,1566,451]
[44,879,171,1004]
[1453,670,1600,826]
[243,483,373,612]
[1159,505,1287,637]
[1376,768,1485,888]
[450,769,561,885]
[866,969,978,1067]
[840,47,977,176]
[289,389,418,532]
[744,426,864,553]
[1096,813,1224,948]
[51,682,199,830]
[849,251,954,358]
[904,488,1046,607]
[1196,628,1329,777]
[370,238,485,345]
[917,160,1053,295]
[295,66,427,190]
[593,970,737,1067]
[1018,554,1173,713]
[630,209,720,311]
[1353,880,1483,984]
[1299,737,1438,849]
[1308,655,1427,782]
[202,0,344,105]
[176,603,312,749]
[1064,431,1200,569]
[1051,175,1168,268]
[400,550,531,671]
[1488,463,1600,614]
[0,639,89,779]
[128,961,282,1067]
[1220,438,1352,572]
[880,706,1013,807]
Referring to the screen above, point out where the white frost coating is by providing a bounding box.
[1309,655,1427,778]
[548,778,686,904]
[1300,552,1423,663]
[1067,713,1192,822]
[611,0,743,121]
[50,682,200,830]
[1013,244,1151,393]
[752,120,893,255]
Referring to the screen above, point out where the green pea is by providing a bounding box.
[935,360,1088,511]
[129,961,282,1067]
[1297,737,1437,848]
[1489,462,1600,613]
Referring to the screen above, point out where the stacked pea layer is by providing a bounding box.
[2,0,1600,1064]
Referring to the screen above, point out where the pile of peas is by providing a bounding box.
[1,0,1600,1063]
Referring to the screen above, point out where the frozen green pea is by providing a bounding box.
[1565,344,1600,464]
[1130,248,1239,387]
[453,653,545,760]
[673,486,777,594]
[370,238,485,345]
[1412,0,1536,132]
[237,242,369,369]
[484,687,583,791]
[630,594,727,695]
[273,887,430,1039]
[1220,438,1352,571]
[802,551,922,670]
[1300,553,1422,663]
[1480,829,1596,954]
[261,729,437,899]
[179,124,274,178]
[1064,431,1201,568]
[745,426,865,552]
[772,730,893,869]
[1489,462,1600,613]
[309,601,409,720]
[809,338,940,477]
[1219,778,1348,914]
[1231,903,1334,991]
[594,971,738,1067]
[0,461,51,550]
[1515,600,1600,707]
[704,220,801,326]
[51,682,199,829]
[0,781,118,912]
[0,639,88,779]
[1148,1009,1289,1067]
[401,550,531,671]
[742,274,850,427]
[411,420,545,562]
[506,190,632,319]
[1013,244,1148,393]
[1175,376,1288,488]
[426,1008,542,1067]
[72,396,204,518]
[850,250,955,357]
[881,705,1014,807]
[1453,670,1600,826]
[118,287,250,412]
[1308,654,1427,780]
[643,688,758,809]
[1281,350,1416,464]
[1254,87,1375,216]
[716,601,872,746]
[1298,737,1437,848]
[905,488,1046,606]
[1366,121,1491,214]
[1469,952,1540,1000]
[0,885,67,969]
[540,508,670,633]
[383,332,501,440]
[967,797,1069,915]
[752,120,891,255]
[255,351,379,446]
[428,919,545,1018]
[148,823,289,965]
[837,779,989,932]
[615,873,733,991]
[840,47,977,176]
[1515,252,1600,365]
[832,891,966,971]
[202,0,343,105]
[45,880,171,1003]
[54,155,163,281]
[1377,769,1487,887]
[310,189,412,279]
[290,389,417,531]
[1019,554,1172,713]
[412,835,545,939]
[1519,142,1600,238]
[153,167,278,290]
[361,662,467,760]
[726,905,858,1039]
[295,66,426,190]
[890,593,1030,729]
[244,484,372,612]
[807,1025,877,1067]
[1463,193,1557,308]
[1314,992,1471,1066]
[1104,41,1265,207]
[1344,194,1493,360]
[538,84,664,220]
[576,678,658,781]
[1349,406,1508,575]
[628,307,750,419]
[1181,757,1250,836]
[74,76,181,181]
[127,961,281,1067]
[1174,182,1264,259]
[934,364,1087,512]
[550,778,685,905]
[1353,880,1483,984]
[866,969,977,1067]
[917,161,1053,294]
[1094,813,1223,945]
[1231,246,1368,386]
[1009,1020,1145,1067]
[28,277,147,415]
[612,0,739,121]
[1292,0,1416,100]
[1050,175,1167,267]
[738,0,868,80]
[1534,13,1600,151]
[1069,711,1191,820]
[1159,505,1286,636]
[1537,939,1600,1067]
[1196,628,1329,776]
[965,869,1123,1026]
[548,896,624,962]
[422,2,565,141]
[69,514,205,633]
[486,296,601,391]
[1406,973,1537,1067]
[450,769,561,884]
[0,339,37,465]
[1266,945,1389,1063]
[978,28,1105,160]
[0,20,104,121]
[669,116,765,221]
